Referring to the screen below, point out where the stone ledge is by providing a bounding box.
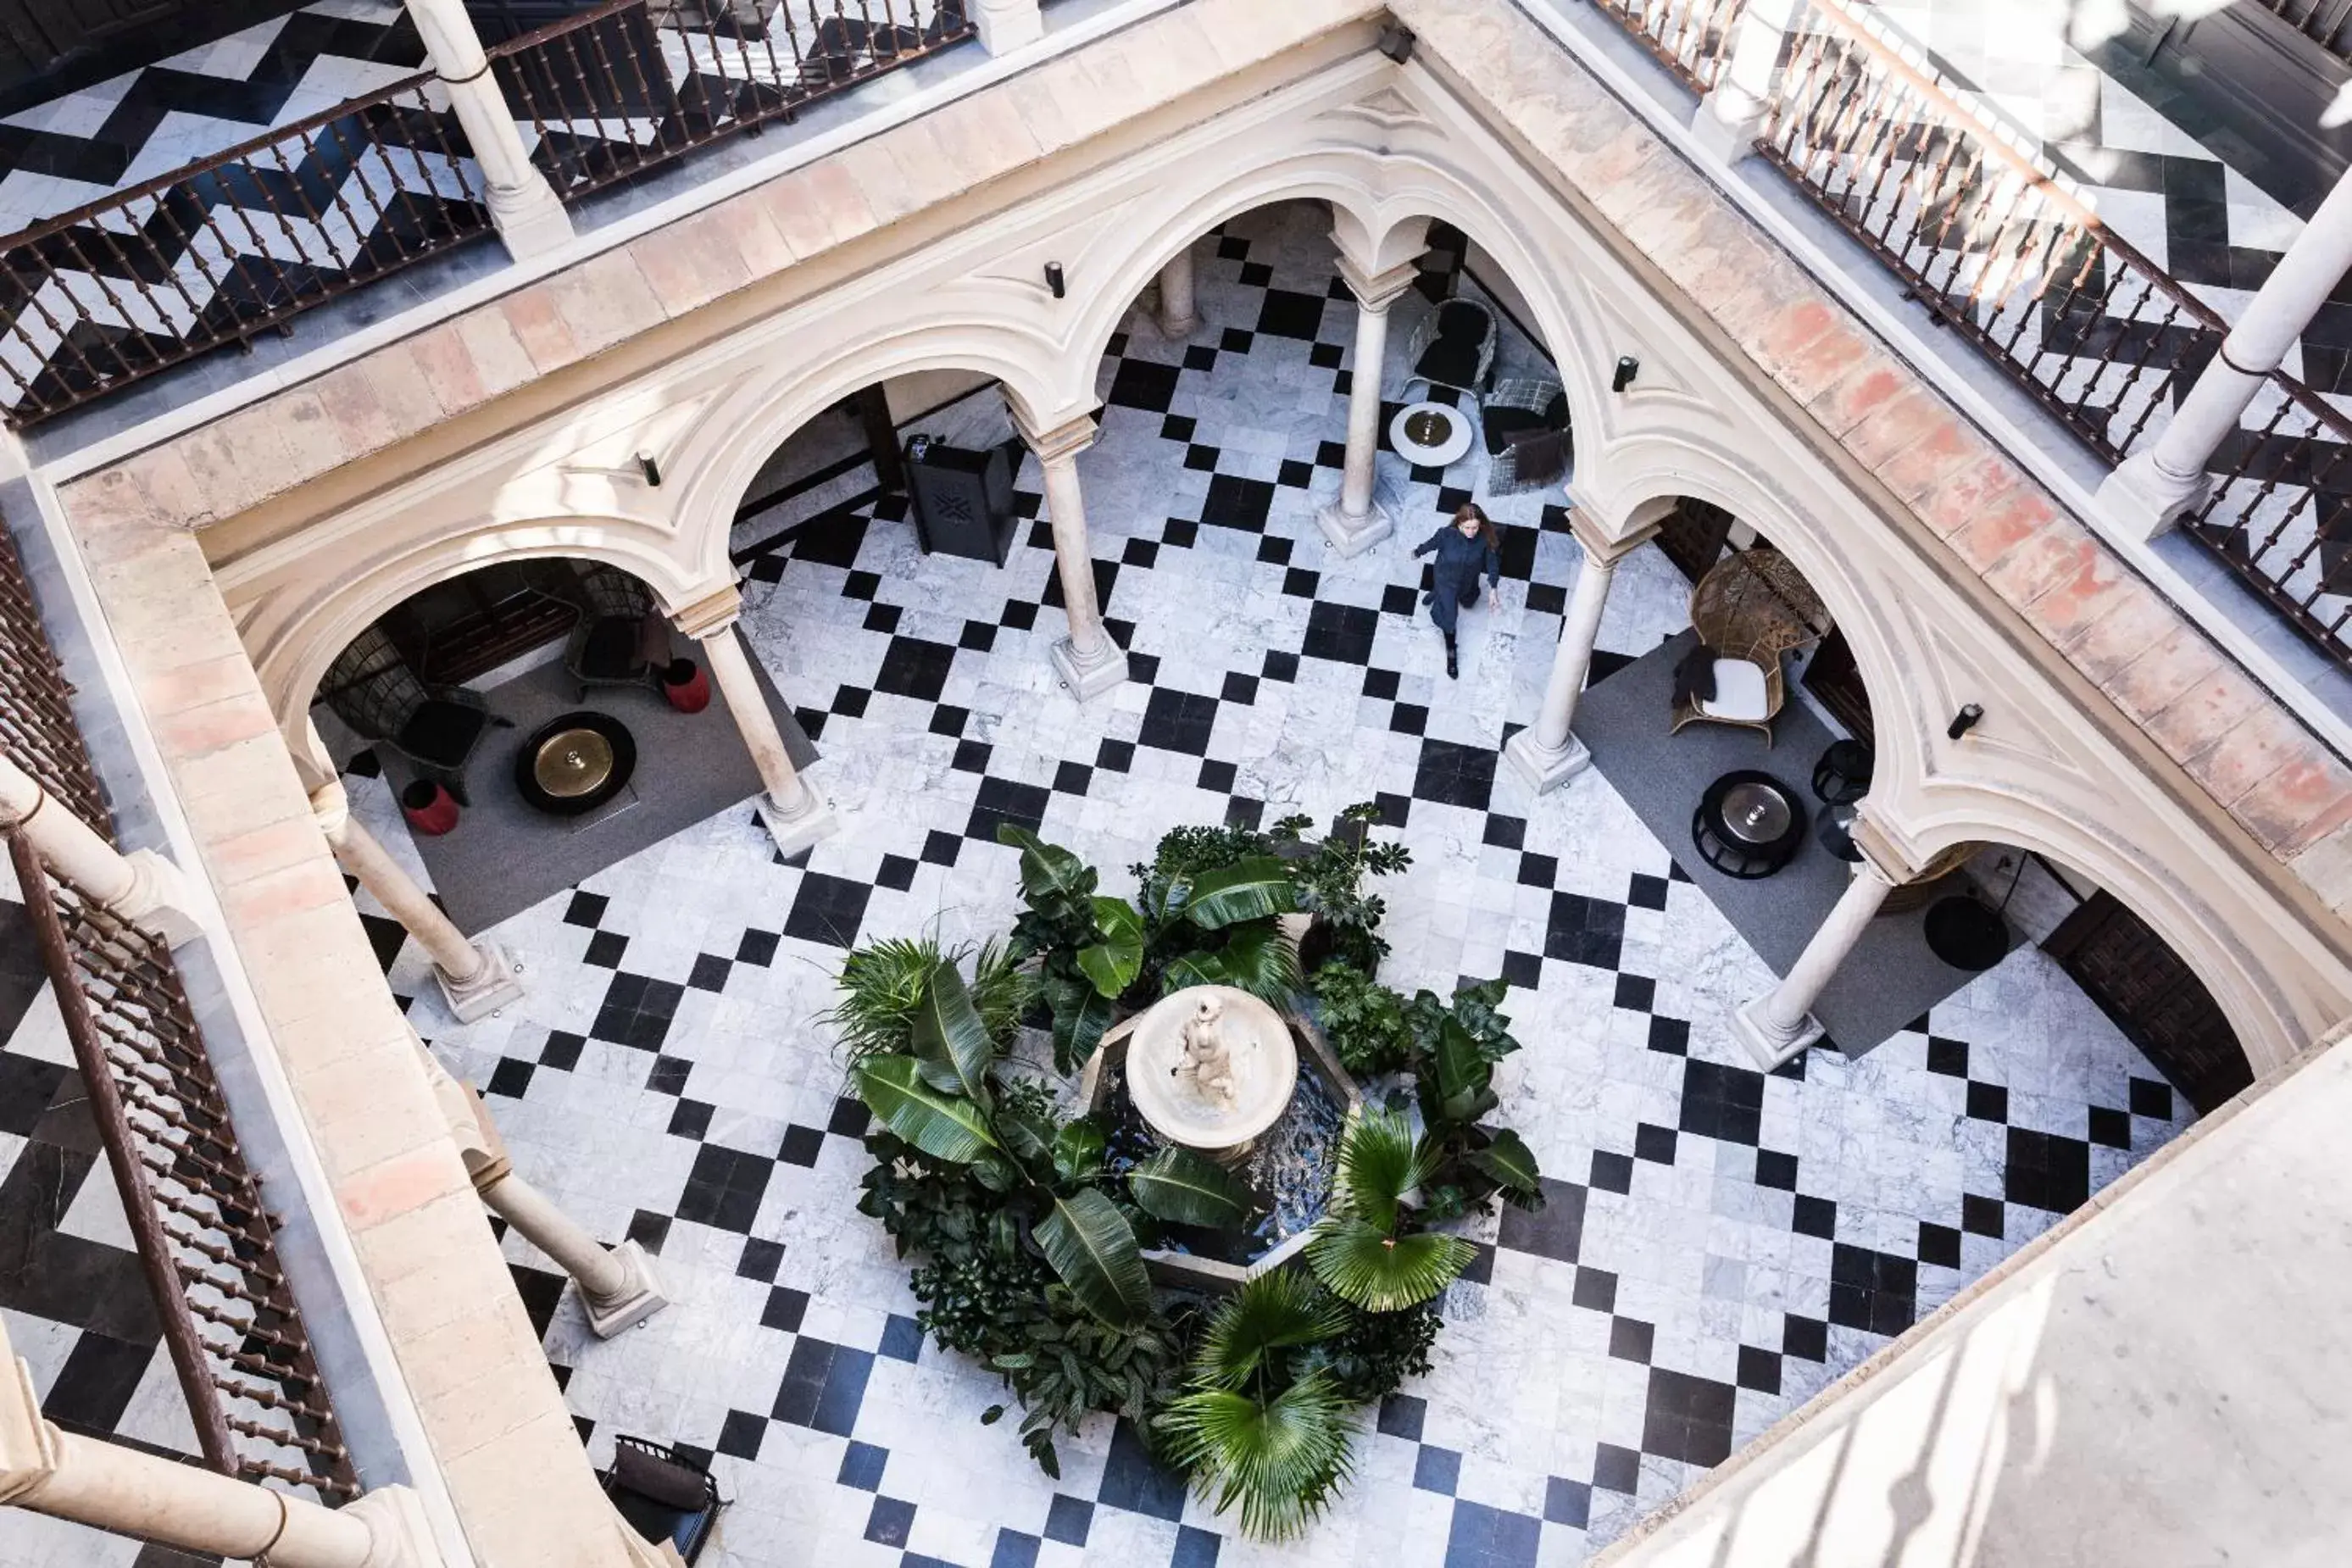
[1390,0,2352,921]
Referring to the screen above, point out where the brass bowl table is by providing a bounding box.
[514,710,637,816]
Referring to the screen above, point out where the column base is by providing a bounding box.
[434,941,525,1025]
[1731,995,1823,1071]
[1316,498,1395,558]
[1156,309,1200,340]
[487,178,575,263]
[970,0,1044,53]
[1689,92,1764,165]
[581,1240,671,1339]
[2093,451,2208,542]
[1504,728,1592,794]
[347,1483,445,1568]
[756,791,840,858]
[119,848,207,948]
[1050,636,1129,702]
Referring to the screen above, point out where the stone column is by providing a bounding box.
[1504,512,1659,793]
[0,1323,442,1565]
[1021,414,1130,700]
[310,779,524,1024]
[672,585,839,856]
[415,1041,670,1337]
[1156,244,1200,338]
[1731,816,1909,1069]
[1692,0,1800,164]
[969,0,1043,53]
[403,0,573,260]
[0,752,203,946]
[1316,255,1423,559]
[2097,164,2352,538]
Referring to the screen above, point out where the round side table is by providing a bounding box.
[1692,770,1805,879]
[1389,401,1475,469]
[1811,739,1874,804]
[516,710,637,817]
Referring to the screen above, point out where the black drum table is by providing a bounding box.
[516,710,637,816]
[1693,770,1805,880]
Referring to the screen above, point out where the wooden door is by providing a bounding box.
[2043,892,2249,1113]
[1653,498,1733,583]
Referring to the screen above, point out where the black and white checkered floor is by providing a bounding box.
[295,203,2195,1568]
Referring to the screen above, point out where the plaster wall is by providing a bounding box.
[197,52,2352,1077]
[1592,1022,2352,1568]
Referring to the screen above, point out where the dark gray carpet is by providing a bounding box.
[379,645,817,934]
[1576,631,2009,1054]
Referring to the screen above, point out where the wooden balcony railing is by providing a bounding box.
[0,0,973,427]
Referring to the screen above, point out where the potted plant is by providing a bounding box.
[1270,803,1411,977]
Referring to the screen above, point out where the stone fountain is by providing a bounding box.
[1080,984,1362,1289]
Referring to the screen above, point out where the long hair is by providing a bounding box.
[1454,502,1498,550]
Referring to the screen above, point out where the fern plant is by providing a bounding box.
[828,937,1030,1063]
[1157,1271,1359,1539]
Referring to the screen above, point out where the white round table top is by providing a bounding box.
[1390,400,1476,468]
[1124,985,1297,1154]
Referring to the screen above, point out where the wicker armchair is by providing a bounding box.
[1482,377,1571,495]
[320,626,505,803]
[1670,548,1831,744]
[563,565,667,698]
[1402,297,1497,406]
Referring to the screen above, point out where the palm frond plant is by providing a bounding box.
[1157,1271,1359,1539]
[828,937,1031,1063]
[1304,1109,1476,1313]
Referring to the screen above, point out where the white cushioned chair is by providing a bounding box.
[1670,547,1830,745]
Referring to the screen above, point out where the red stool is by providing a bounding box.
[662,658,711,714]
[401,780,460,837]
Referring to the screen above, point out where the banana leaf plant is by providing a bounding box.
[852,958,1267,1322]
[998,825,1301,1072]
[1411,1009,1544,1220]
[1304,1109,1476,1313]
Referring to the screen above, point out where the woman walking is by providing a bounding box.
[1414,503,1502,678]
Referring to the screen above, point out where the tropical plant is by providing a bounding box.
[1304,1300,1443,1406]
[1310,963,1415,1077]
[827,937,1031,1063]
[1271,803,1411,975]
[1157,1271,1359,1539]
[983,1285,1188,1478]
[1305,1109,1476,1312]
[1407,984,1544,1220]
[998,825,1299,1071]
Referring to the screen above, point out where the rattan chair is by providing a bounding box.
[320,626,505,803]
[563,565,667,699]
[1670,548,1830,745]
[1402,297,1497,407]
[1482,377,1571,495]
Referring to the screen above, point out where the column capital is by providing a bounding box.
[1019,411,1099,464]
[1849,805,1921,887]
[670,581,743,639]
[1565,507,1659,565]
[1563,484,1676,562]
[308,777,352,837]
[1335,254,1421,314]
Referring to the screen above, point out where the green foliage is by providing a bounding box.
[1303,1302,1442,1407]
[1129,1147,1259,1232]
[828,937,1029,1063]
[853,1054,1004,1165]
[1159,921,1300,1004]
[1271,803,1411,976]
[1182,857,1301,929]
[986,1288,1187,1479]
[1190,1269,1350,1389]
[1404,976,1519,1065]
[1306,1110,1475,1313]
[910,961,998,1104]
[1035,1188,1154,1327]
[1310,962,1415,1077]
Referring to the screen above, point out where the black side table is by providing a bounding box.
[1693,770,1805,879]
[1811,739,1874,804]
[1816,801,1863,864]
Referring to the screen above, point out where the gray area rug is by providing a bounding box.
[1576,631,2009,1054]
[378,646,817,933]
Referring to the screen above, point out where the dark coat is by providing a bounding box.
[1414,525,1501,635]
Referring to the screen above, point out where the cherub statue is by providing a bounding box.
[1173,993,1238,1107]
